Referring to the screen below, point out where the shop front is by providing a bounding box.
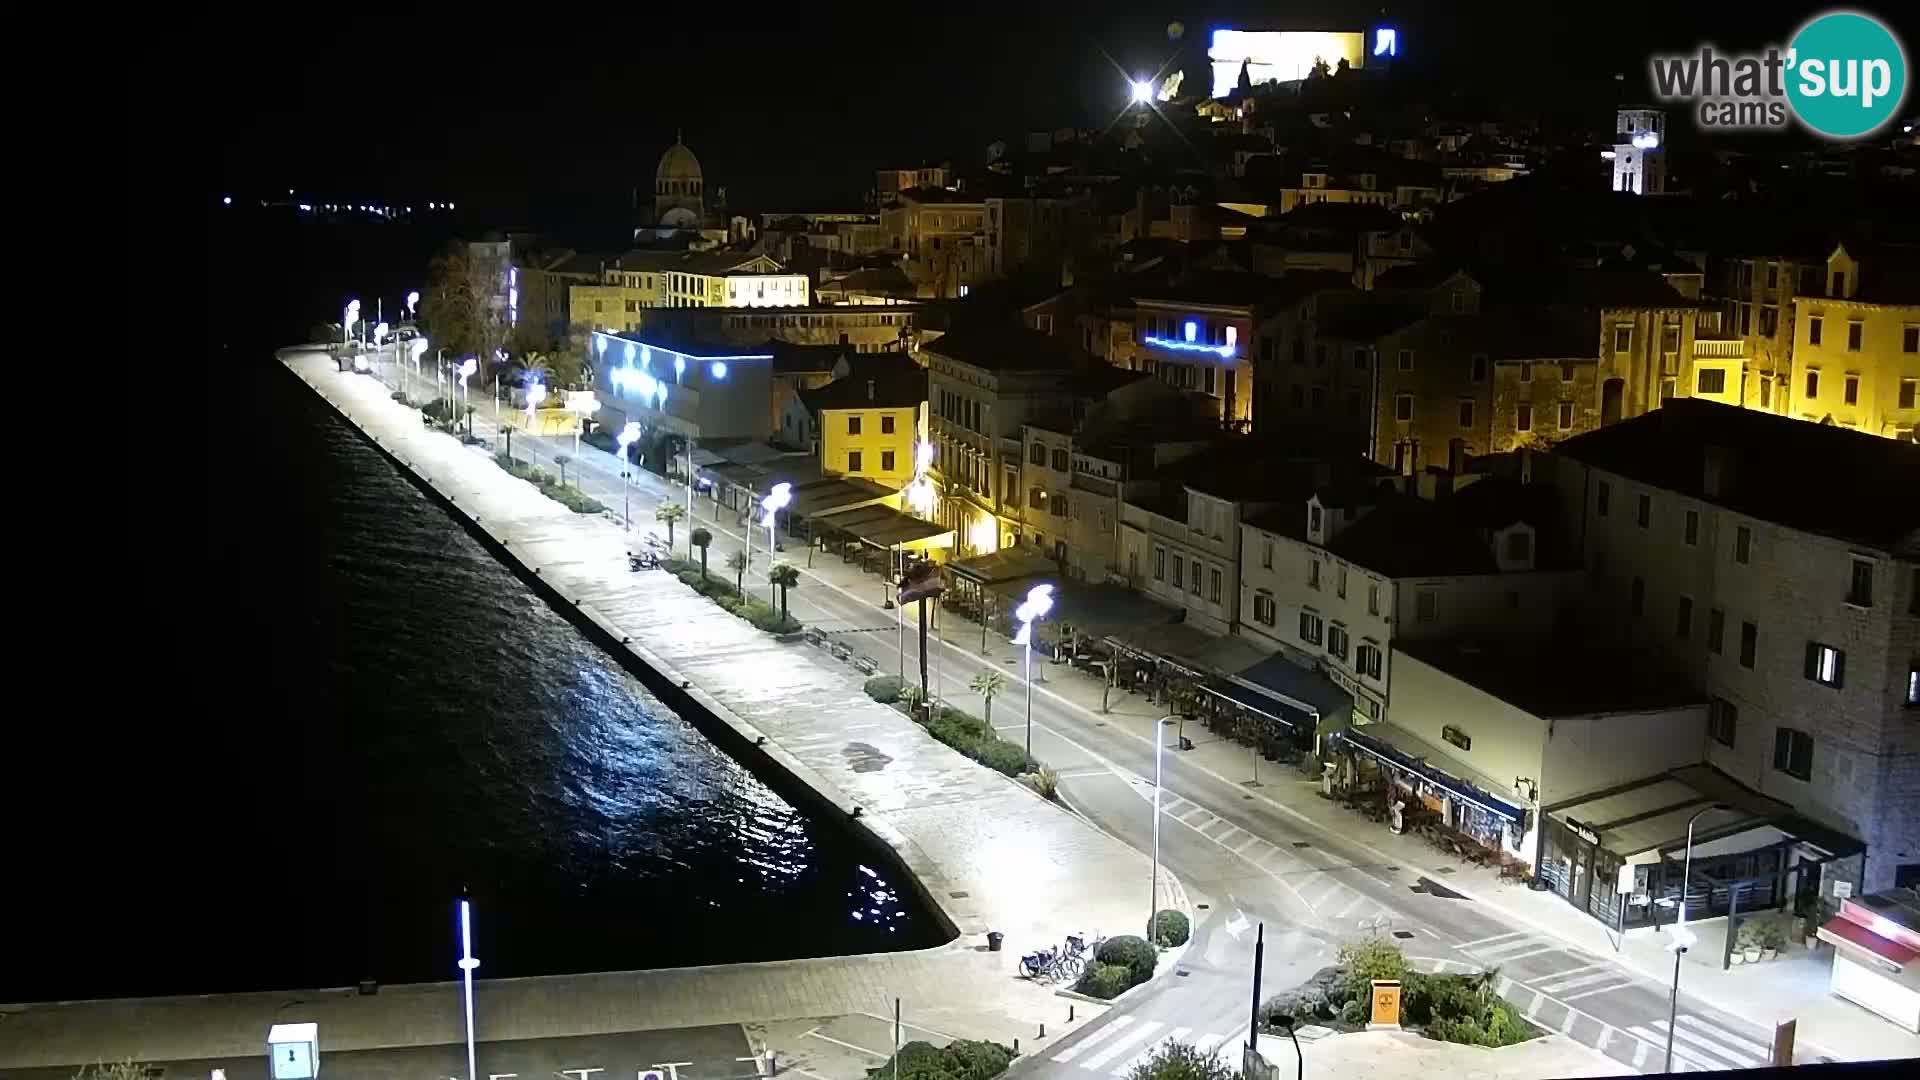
[1817,891,1920,1033]
[1327,725,1530,864]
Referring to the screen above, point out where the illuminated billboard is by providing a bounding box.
[1209,29,1367,97]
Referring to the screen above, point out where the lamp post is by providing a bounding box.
[458,357,478,436]
[569,392,601,461]
[525,378,546,436]
[343,299,360,345]
[1664,802,1730,1073]
[1150,713,1177,939]
[759,482,793,600]
[456,897,480,1080]
[406,290,419,321]
[616,421,641,530]
[1012,583,1055,761]
[409,338,428,397]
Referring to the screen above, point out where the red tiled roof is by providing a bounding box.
[1820,917,1919,966]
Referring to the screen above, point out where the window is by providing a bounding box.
[881,415,895,435]
[1328,624,1350,662]
[1309,505,1323,535]
[1519,362,1533,383]
[1772,728,1814,781]
[1506,531,1531,562]
[1337,565,1348,599]
[1901,378,1918,409]
[1298,611,1324,645]
[1561,362,1576,382]
[1613,326,1632,353]
[1395,394,1414,421]
[1154,546,1166,581]
[1637,493,1651,528]
[1209,568,1222,603]
[1262,540,1273,569]
[1805,642,1846,687]
[1843,374,1859,406]
[848,450,863,472]
[1252,593,1276,626]
[1684,509,1699,546]
[1904,326,1920,353]
[1848,557,1874,607]
[1708,607,1725,653]
[1630,575,1645,616]
[1052,448,1069,471]
[1597,481,1611,517]
[1661,377,1677,402]
[880,450,896,472]
[1740,620,1758,668]
[1307,558,1321,590]
[1759,305,1778,337]
[1558,401,1574,430]
[1458,400,1475,428]
[1356,642,1383,679]
[1676,595,1693,639]
[1806,370,1820,399]
[1170,553,1183,588]
[1416,589,1437,623]
[1397,349,1414,371]
[1735,525,1752,564]
[1290,385,1305,408]
[1029,443,1045,465]
[1663,325,1681,355]
[1697,369,1727,394]
[1809,315,1823,345]
[1516,403,1532,432]
[1190,560,1202,594]
[1367,583,1380,616]
[1847,321,1863,351]
[1709,698,1737,748]
[847,416,862,436]
[1470,354,1487,381]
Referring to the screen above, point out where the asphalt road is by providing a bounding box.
[7,1024,757,1080]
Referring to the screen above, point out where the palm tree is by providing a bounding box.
[969,671,1007,725]
[690,527,713,580]
[726,549,749,595]
[768,561,801,621]
[554,453,572,488]
[655,503,686,549]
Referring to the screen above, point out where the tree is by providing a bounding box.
[769,561,800,620]
[969,671,1006,725]
[656,503,686,549]
[727,549,749,594]
[1125,1042,1240,1080]
[554,453,571,488]
[72,1065,149,1080]
[421,241,508,364]
[690,527,713,580]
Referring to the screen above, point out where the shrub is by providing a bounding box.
[390,390,414,406]
[1124,1041,1237,1080]
[864,675,907,704]
[1337,937,1407,1002]
[1096,934,1158,987]
[868,1040,1012,1080]
[1149,909,1190,947]
[940,1040,1015,1080]
[974,738,1032,778]
[1075,962,1135,1000]
[1338,997,1369,1027]
[1021,767,1059,799]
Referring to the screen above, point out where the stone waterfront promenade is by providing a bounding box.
[0,349,1160,1069]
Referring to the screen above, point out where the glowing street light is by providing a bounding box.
[343,299,360,344]
[903,439,936,516]
[568,392,601,460]
[456,897,480,1080]
[458,357,478,434]
[524,379,546,436]
[409,337,429,388]
[760,482,793,592]
[372,321,389,345]
[406,290,420,319]
[1012,583,1055,761]
[616,421,641,529]
[1130,79,1154,104]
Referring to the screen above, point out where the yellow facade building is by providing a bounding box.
[1789,245,1920,442]
[803,362,929,487]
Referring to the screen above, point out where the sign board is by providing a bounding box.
[267,1022,318,1080]
[1565,818,1601,846]
[1619,862,1638,895]
[1370,979,1402,1027]
[1832,880,1854,899]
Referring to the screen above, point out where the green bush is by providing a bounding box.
[867,1040,1013,1080]
[1149,909,1190,947]
[1075,962,1135,1000]
[677,569,705,589]
[864,675,907,704]
[1021,767,1059,799]
[1123,1041,1237,1080]
[974,738,1033,778]
[1338,997,1369,1027]
[1337,937,1407,1002]
[1096,934,1158,987]
[423,397,456,421]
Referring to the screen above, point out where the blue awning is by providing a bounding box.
[1334,726,1527,823]
[1200,681,1311,730]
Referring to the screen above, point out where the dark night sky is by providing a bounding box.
[142,2,1878,237]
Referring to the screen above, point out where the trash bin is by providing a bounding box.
[987,931,1004,952]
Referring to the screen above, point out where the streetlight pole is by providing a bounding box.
[456,897,480,1080]
[1013,584,1054,762]
[617,422,641,530]
[1151,714,1177,939]
[1664,802,1729,1073]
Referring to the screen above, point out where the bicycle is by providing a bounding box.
[1020,945,1061,980]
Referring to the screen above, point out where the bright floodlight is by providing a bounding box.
[373,322,389,344]
[406,290,420,315]
[1130,80,1154,104]
[222,195,232,205]
[617,421,641,448]
[914,439,934,473]
[759,481,792,528]
[458,357,478,378]
[710,361,729,380]
[1632,131,1661,149]
[352,354,370,372]
[674,355,686,379]
[410,338,429,361]
[1015,583,1055,624]
[624,342,635,364]
[526,382,546,408]
[571,393,601,415]
[344,299,360,331]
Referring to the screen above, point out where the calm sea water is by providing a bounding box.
[7,356,937,1002]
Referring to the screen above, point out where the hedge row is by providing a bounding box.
[493,452,606,514]
[1073,934,1157,999]
[661,557,802,635]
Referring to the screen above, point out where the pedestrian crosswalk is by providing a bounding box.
[1050,1016,1239,1075]
[1623,1016,1772,1073]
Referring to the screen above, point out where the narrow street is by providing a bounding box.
[372,358,1814,1074]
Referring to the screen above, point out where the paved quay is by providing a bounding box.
[0,350,1164,1071]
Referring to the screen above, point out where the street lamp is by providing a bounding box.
[760,482,793,597]
[1664,801,1732,1073]
[616,421,641,530]
[458,357,478,435]
[343,299,360,344]
[1012,583,1055,761]
[406,290,419,320]
[1269,1014,1303,1080]
[525,379,546,442]
[1150,713,1178,940]
[1130,79,1154,104]
[569,392,600,461]
[456,897,480,1080]
[410,338,429,392]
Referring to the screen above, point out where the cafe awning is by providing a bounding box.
[948,547,1058,586]
[1542,764,1864,861]
[1047,584,1181,641]
[783,476,894,519]
[1335,724,1527,823]
[812,503,952,549]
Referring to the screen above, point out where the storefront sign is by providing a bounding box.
[1441,724,1472,751]
[1565,818,1601,846]
[1832,880,1853,899]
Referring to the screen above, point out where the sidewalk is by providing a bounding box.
[391,359,1919,1064]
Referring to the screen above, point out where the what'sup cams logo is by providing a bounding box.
[1649,10,1908,139]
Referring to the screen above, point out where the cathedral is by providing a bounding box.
[636,135,732,247]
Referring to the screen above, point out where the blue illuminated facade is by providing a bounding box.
[591,329,772,440]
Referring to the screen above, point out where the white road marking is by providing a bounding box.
[1557,1008,1579,1034]
[1534,963,1616,992]
[1596,1025,1615,1054]
[1677,1015,1772,1060]
[1458,930,1528,949]
[804,1031,889,1059]
[1482,943,1565,964]
[1521,990,1545,1019]
[1109,1026,1194,1076]
[1632,1038,1649,1069]
[1333,891,1373,920]
[1080,1020,1165,1070]
[1560,978,1637,1002]
[1655,1018,1764,1067]
[1052,1016,1133,1063]
[1628,1026,1724,1072]
[1231,835,1262,855]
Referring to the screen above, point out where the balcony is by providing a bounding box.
[1694,339,1746,360]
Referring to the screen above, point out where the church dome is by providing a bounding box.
[657,139,703,182]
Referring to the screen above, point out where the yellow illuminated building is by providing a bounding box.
[803,364,930,487]
[1789,245,1920,442]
